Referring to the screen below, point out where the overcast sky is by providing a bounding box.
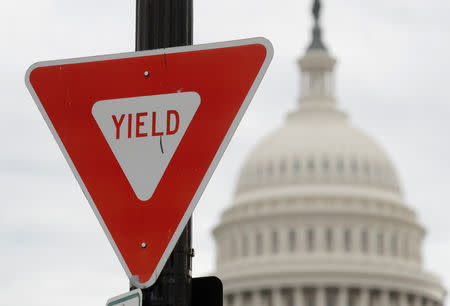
[1,1,449,305]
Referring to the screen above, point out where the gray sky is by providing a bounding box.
[1,0,449,305]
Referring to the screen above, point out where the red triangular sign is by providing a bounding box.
[25,38,273,288]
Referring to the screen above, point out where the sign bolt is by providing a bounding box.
[144,71,150,78]
[141,242,147,249]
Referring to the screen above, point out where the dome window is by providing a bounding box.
[361,230,369,253]
[344,229,352,252]
[280,160,287,174]
[306,228,315,251]
[242,234,249,257]
[382,166,389,178]
[230,237,237,259]
[308,159,315,172]
[301,71,310,97]
[391,234,398,257]
[256,165,263,177]
[351,160,358,173]
[337,159,344,173]
[267,163,274,176]
[271,231,279,253]
[374,164,381,177]
[294,159,301,173]
[363,162,370,176]
[402,236,409,259]
[377,232,384,255]
[289,229,297,252]
[326,228,333,251]
[322,159,330,172]
[256,232,263,256]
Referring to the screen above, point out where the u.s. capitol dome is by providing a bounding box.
[212,2,446,306]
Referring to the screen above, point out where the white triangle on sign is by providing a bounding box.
[92,92,201,201]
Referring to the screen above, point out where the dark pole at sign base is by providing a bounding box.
[133,1,193,306]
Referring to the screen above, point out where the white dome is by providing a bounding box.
[235,106,402,199]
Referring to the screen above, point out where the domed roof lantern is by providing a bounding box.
[308,0,327,51]
[295,0,339,115]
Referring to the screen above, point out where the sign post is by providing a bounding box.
[134,1,194,305]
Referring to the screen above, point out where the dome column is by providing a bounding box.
[379,290,390,306]
[338,287,348,306]
[227,237,233,262]
[359,288,370,306]
[252,290,263,306]
[399,292,408,306]
[413,296,422,306]
[234,292,243,306]
[353,227,361,254]
[383,232,389,257]
[263,228,270,255]
[317,226,325,253]
[248,229,256,257]
[280,227,289,254]
[272,288,283,306]
[234,230,242,259]
[336,225,344,254]
[294,288,305,306]
[298,226,305,252]
[370,228,378,258]
[317,287,326,306]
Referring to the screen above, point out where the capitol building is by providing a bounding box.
[212,2,446,306]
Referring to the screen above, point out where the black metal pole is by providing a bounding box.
[136,0,193,51]
[134,1,193,306]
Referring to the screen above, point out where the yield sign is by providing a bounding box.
[25,38,273,288]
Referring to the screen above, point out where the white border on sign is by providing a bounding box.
[25,37,274,288]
